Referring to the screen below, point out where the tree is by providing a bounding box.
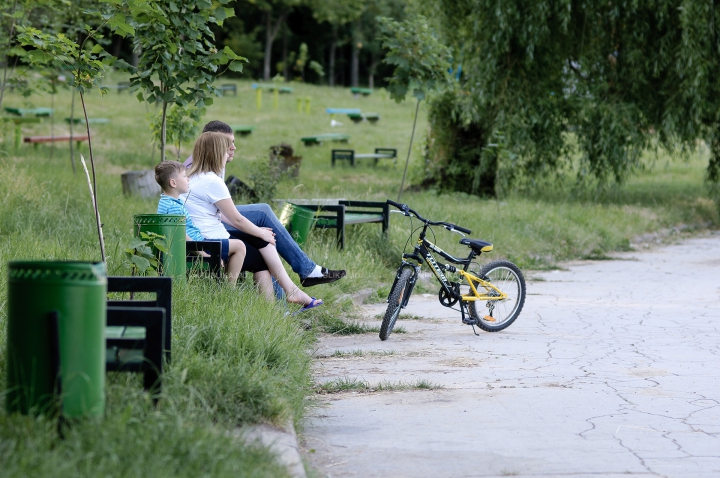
[309,0,364,86]
[379,14,450,200]
[110,0,245,162]
[18,21,117,261]
[422,0,720,199]
[249,0,303,81]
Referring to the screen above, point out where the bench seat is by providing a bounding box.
[24,134,90,148]
[301,133,350,146]
[332,148,397,166]
[5,106,53,117]
[64,117,110,124]
[350,87,372,96]
[230,124,255,136]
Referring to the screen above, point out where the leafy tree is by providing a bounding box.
[379,14,450,200]
[107,0,245,162]
[148,104,205,160]
[422,0,720,200]
[18,20,117,261]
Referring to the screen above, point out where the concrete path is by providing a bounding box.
[302,232,720,477]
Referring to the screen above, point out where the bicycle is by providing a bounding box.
[380,200,527,340]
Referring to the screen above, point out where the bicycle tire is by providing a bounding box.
[468,260,526,332]
[380,267,413,341]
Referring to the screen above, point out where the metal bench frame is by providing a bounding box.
[331,148,397,167]
[106,276,172,396]
[293,200,389,249]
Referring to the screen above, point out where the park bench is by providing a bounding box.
[64,117,111,125]
[350,87,372,97]
[117,81,130,93]
[347,112,380,124]
[220,83,237,96]
[301,133,350,146]
[332,148,397,167]
[106,276,172,396]
[230,124,255,136]
[280,199,389,250]
[24,134,90,149]
[185,241,223,278]
[5,106,53,117]
[251,83,293,93]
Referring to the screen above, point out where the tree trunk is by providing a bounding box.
[398,98,421,202]
[79,91,106,262]
[0,0,20,112]
[369,53,377,89]
[329,26,337,87]
[282,26,288,80]
[69,88,76,173]
[160,95,168,162]
[350,21,360,87]
[263,11,287,81]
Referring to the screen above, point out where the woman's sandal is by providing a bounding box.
[294,297,323,315]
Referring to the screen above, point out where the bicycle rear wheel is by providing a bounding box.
[380,267,413,341]
[468,260,526,332]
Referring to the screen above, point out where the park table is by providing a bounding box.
[4,106,53,117]
[2,116,42,150]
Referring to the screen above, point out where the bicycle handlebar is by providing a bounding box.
[386,199,472,235]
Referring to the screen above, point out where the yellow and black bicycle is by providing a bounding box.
[381,200,526,340]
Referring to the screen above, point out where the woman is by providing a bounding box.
[184,132,322,311]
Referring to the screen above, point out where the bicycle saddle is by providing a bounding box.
[460,238,493,252]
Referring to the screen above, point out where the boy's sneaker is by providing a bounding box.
[300,268,346,287]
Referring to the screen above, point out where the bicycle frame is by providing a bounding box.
[393,226,507,305]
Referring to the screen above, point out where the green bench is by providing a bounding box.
[347,112,380,124]
[220,84,237,96]
[230,124,256,136]
[281,200,389,249]
[64,117,111,125]
[301,133,350,146]
[350,87,372,96]
[4,106,53,117]
[332,148,397,167]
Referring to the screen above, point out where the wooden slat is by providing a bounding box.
[24,135,89,144]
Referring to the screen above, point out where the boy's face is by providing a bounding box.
[169,169,190,194]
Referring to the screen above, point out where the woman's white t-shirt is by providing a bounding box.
[182,171,231,239]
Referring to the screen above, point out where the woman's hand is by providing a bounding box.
[257,227,276,245]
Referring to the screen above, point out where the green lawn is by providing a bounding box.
[0,74,718,476]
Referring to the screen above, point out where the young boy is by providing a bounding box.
[154,160,247,285]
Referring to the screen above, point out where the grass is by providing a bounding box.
[0,74,718,475]
[315,377,442,394]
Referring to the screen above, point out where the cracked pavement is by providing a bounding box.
[302,232,720,477]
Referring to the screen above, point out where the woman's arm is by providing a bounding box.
[215,199,276,245]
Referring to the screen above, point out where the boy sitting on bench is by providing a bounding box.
[155,161,246,285]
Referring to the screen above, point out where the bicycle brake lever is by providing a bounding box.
[445,225,467,237]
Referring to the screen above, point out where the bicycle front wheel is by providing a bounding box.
[380,267,413,341]
[469,260,526,332]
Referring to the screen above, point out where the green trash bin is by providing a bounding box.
[279,203,316,245]
[134,214,186,281]
[6,261,107,418]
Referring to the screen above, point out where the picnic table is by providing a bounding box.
[64,117,111,125]
[331,148,397,167]
[301,133,350,146]
[4,107,53,117]
[350,87,372,96]
[2,117,42,150]
[326,108,361,117]
[251,83,293,93]
[348,112,380,124]
[230,125,255,136]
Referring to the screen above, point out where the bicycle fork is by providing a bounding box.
[389,260,421,310]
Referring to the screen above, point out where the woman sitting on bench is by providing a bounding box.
[183,132,322,312]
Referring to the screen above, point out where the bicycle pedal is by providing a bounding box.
[483,315,496,322]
